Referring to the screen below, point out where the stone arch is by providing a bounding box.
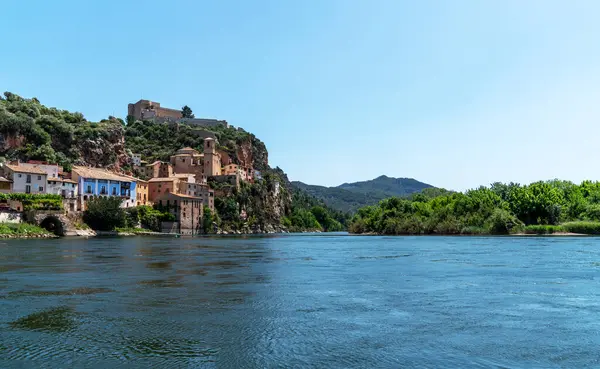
[39,215,65,236]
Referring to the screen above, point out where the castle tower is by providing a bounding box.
[203,138,221,176]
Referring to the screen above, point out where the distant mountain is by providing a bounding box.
[291,175,433,213]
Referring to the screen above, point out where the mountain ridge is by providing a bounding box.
[291,176,434,213]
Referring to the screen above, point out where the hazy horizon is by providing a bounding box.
[3,0,600,191]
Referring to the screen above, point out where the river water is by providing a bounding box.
[2,234,600,368]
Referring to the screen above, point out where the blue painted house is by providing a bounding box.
[71,166,137,210]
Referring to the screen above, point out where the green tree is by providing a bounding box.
[181,105,194,118]
[83,197,126,231]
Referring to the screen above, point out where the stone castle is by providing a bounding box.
[127,99,229,128]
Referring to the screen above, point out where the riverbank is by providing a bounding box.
[0,223,56,239]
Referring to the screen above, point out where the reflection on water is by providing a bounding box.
[10,306,77,332]
[3,235,600,367]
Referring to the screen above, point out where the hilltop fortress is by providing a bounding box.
[128,99,229,128]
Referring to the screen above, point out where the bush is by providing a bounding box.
[0,223,49,235]
[0,193,62,210]
[486,208,522,234]
[562,221,600,235]
[83,197,126,231]
[522,225,564,234]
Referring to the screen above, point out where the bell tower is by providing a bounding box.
[203,138,221,176]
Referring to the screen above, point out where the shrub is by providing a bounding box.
[562,221,600,235]
[0,223,50,235]
[486,208,522,234]
[522,225,564,234]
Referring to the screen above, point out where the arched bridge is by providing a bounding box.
[26,211,70,236]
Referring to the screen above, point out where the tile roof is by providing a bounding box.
[0,176,12,183]
[4,164,47,175]
[72,166,133,182]
[148,177,178,183]
[157,192,203,200]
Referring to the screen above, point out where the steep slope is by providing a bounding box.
[293,176,434,213]
[0,92,344,232]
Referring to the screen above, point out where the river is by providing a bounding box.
[1,234,600,368]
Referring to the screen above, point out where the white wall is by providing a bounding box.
[12,172,47,194]
[0,211,22,223]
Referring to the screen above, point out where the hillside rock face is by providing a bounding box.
[76,123,131,170]
[0,133,25,151]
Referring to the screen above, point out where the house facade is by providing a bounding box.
[71,166,137,209]
[156,193,204,235]
[1,164,47,194]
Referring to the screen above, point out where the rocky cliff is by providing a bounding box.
[0,92,344,233]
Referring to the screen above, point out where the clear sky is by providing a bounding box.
[3,0,600,191]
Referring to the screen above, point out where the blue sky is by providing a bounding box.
[3,0,600,191]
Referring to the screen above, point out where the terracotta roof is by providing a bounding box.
[0,176,12,183]
[62,179,77,184]
[120,174,148,183]
[4,164,47,175]
[173,173,195,178]
[72,166,133,182]
[157,192,203,200]
[148,177,178,183]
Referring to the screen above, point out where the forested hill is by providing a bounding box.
[0,92,346,233]
[292,175,433,213]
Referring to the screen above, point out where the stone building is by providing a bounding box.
[127,99,229,128]
[128,100,182,121]
[148,177,179,203]
[156,193,204,235]
[142,161,173,179]
[168,138,221,179]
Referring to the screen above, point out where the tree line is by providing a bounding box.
[349,181,600,235]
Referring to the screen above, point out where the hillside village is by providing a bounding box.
[0,99,262,235]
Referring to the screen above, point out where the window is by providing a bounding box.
[37,176,41,180]
[18,174,22,178]
[112,187,117,195]
[26,174,31,183]
[86,185,92,194]
[100,186,107,195]
[39,186,43,192]
[25,185,31,194]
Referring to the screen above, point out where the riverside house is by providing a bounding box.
[71,166,137,210]
[0,163,47,194]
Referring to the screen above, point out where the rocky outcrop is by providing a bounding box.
[0,133,25,151]
[76,123,131,170]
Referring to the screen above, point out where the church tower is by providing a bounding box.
[203,138,221,176]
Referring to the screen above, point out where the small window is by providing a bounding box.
[18,174,22,178]
[38,175,41,180]
[39,186,43,192]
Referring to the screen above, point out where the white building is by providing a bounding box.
[47,178,78,198]
[132,154,142,167]
[1,164,47,194]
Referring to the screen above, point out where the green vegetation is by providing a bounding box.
[83,197,126,231]
[125,205,175,232]
[0,92,125,169]
[350,180,600,235]
[181,105,194,118]
[124,119,268,171]
[114,227,149,234]
[0,223,51,236]
[292,175,433,213]
[0,193,63,210]
[84,199,175,232]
